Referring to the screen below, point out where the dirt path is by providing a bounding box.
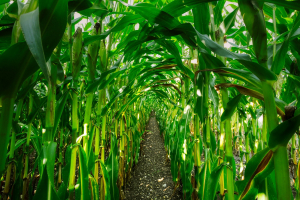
[124,112,182,200]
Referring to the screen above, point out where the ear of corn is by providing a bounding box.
[87,23,101,82]
[72,27,83,80]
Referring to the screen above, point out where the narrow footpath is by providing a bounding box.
[124,112,182,200]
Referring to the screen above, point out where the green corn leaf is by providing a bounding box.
[101,66,177,116]
[199,48,225,67]
[79,1,109,18]
[83,14,144,46]
[100,161,111,200]
[71,15,84,25]
[0,27,12,50]
[170,131,180,182]
[208,83,219,111]
[87,127,95,171]
[137,23,197,48]
[203,163,226,200]
[236,148,274,200]
[45,142,57,187]
[0,0,9,5]
[15,81,37,101]
[264,172,278,200]
[52,90,69,137]
[150,84,181,97]
[129,3,181,30]
[101,85,132,116]
[0,15,15,27]
[264,0,300,10]
[224,7,238,33]
[179,15,194,23]
[10,158,23,200]
[0,42,36,98]
[68,0,93,13]
[196,51,264,87]
[214,0,226,27]
[150,89,176,105]
[85,56,123,93]
[162,0,218,17]
[52,57,64,85]
[271,14,300,75]
[105,133,119,200]
[13,138,26,152]
[88,175,100,200]
[268,112,300,151]
[27,97,47,124]
[198,153,213,200]
[0,0,68,98]
[215,83,286,117]
[33,142,58,200]
[192,2,210,40]
[98,69,125,90]
[6,1,18,19]
[33,165,60,200]
[115,94,141,119]
[157,39,194,80]
[179,142,194,199]
[40,0,68,65]
[77,145,91,200]
[57,182,67,200]
[20,8,50,83]
[221,94,243,122]
[210,129,217,153]
[237,59,277,81]
[238,0,267,66]
[195,29,251,61]
[288,73,300,86]
[62,145,72,186]
[195,95,205,123]
[210,67,261,88]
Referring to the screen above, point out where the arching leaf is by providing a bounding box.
[221,94,243,122]
[269,112,300,151]
[236,148,274,200]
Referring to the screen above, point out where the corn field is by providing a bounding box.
[1,0,300,199]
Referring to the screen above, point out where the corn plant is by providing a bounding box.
[1,0,300,200]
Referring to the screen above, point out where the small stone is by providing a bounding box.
[163,184,166,187]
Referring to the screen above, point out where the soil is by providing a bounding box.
[124,112,183,200]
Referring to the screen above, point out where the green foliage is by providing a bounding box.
[0,0,300,199]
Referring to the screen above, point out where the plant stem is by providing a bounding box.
[83,93,94,152]
[100,90,107,200]
[120,113,124,187]
[94,90,102,183]
[72,89,78,144]
[0,97,14,176]
[58,128,63,185]
[219,122,225,197]
[193,89,201,167]
[273,146,291,200]
[273,6,277,61]
[3,99,23,198]
[220,76,234,200]
[262,80,290,199]
[22,93,33,199]
[225,118,234,200]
